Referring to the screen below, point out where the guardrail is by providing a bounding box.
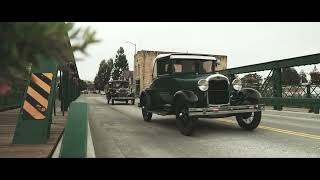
[219,53,320,114]
[59,95,88,158]
[0,81,26,111]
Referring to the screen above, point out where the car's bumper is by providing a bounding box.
[112,97,135,100]
[188,104,265,116]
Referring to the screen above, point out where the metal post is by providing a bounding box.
[53,97,56,116]
[314,105,320,114]
[60,69,64,116]
[306,84,311,98]
[62,70,70,111]
[273,68,283,111]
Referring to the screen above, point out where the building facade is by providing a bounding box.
[133,50,228,96]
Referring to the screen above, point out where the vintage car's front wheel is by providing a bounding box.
[175,104,197,136]
[236,111,261,130]
[142,106,152,122]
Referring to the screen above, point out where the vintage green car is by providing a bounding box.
[138,53,264,136]
[106,80,135,105]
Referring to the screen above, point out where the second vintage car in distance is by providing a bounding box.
[138,53,265,136]
[106,80,135,105]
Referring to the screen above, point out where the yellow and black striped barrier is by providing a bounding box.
[12,56,81,144]
[12,57,58,144]
[22,73,53,120]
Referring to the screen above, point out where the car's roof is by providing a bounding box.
[152,53,218,67]
[154,53,217,63]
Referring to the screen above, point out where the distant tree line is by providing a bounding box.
[240,65,320,89]
[94,47,129,91]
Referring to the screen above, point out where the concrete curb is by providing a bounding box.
[86,120,96,158]
[52,120,96,158]
[52,134,63,158]
[265,109,320,120]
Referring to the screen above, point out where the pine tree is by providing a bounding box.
[310,65,320,85]
[112,47,129,80]
[94,60,107,91]
[94,59,114,91]
[281,67,301,85]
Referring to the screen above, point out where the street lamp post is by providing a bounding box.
[125,41,137,96]
[126,41,136,55]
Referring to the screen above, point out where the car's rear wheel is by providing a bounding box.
[112,99,114,105]
[131,99,135,105]
[141,95,152,122]
[142,106,152,122]
[175,102,196,136]
[125,100,128,104]
[236,111,261,130]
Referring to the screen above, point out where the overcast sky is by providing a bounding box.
[72,22,320,81]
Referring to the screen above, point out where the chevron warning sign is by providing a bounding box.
[22,73,53,120]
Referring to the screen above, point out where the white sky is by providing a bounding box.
[71,22,320,81]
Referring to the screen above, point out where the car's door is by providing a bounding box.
[148,57,175,108]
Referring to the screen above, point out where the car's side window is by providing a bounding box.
[173,64,182,73]
[157,58,171,76]
[173,60,199,73]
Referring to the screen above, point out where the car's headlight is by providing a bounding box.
[232,78,242,91]
[198,79,209,91]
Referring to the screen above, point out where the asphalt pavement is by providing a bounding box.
[87,94,320,158]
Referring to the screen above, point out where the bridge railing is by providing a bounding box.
[218,53,320,114]
[0,80,27,111]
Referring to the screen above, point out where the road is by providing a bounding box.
[87,94,320,158]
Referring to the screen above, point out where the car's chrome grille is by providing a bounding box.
[208,80,229,104]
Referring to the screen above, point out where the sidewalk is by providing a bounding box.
[265,106,312,113]
[0,108,67,158]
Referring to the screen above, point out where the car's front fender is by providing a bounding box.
[173,90,198,104]
[233,88,261,105]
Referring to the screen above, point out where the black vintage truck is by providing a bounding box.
[106,80,135,105]
[138,53,264,136]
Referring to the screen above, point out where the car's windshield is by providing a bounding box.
[112,82,129,89]
[172,59,216,74]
